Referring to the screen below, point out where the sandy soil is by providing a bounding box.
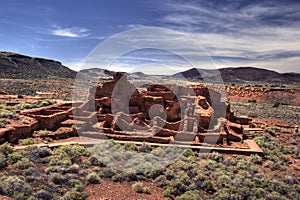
[85,179,166,200]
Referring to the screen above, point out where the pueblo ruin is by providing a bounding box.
[73,72,253,146]
[0,72,263,154]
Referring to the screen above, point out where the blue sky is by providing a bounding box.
[1,0,300,74]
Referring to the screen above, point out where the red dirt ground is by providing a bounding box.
[85,179,166,200]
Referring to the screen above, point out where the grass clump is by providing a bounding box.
[132,182,151,194]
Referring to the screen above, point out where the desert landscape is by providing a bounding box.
[1,0,300,199]
[0,51,299,200]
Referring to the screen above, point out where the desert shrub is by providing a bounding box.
[284,175,297,185]
[38,100,51,107]
[132,182,144,193]
[209,152,223,162]
[0,153,7,168]
[0,118,10,125]
[87,172,100,184]
[138,142,152,152]
[216,174,230,188]
[20,138,35,145]
[0,142,13,156]
[201,180,215,193]
[176,190,202,200]
[154,175,168,187]
[273,102,280,107]
[264,127,276,136]
[8,151,23,164]
[123,168,138,182]
[143,186,151,194]
[0,122,5,128]
[123,142,137,151]
[223,157,236,166]
[21,103,32,109]
[68,179,85,192]
[294,165,300,171]
[248,112,257,118]
[35,190,53,200]
[66,164,80,174]
[14,157,33,169]
[0,175,33,199]
[53,144,89,163]
[111,173,125,182]
[24,146,52,164]
[163,187,175,199]
[50,155,72,166]
[50,173,66,184]
[38,129,49,136]
[250,154,263,165]
[183,148,195,157]
[102,167,117,178]
[61,191,87,200]
[44,165,61,174]
[44,137,53,142]
[88,155,109,167]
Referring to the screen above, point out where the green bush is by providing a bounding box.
[0,142,13,155]
[183,148,195,157]
[8,151,23,164]
[248,112,257,118]
[123,169,138,182]
[67,164,80,174]
[251,154,263,165]
[201,180,215,193]
[163,187,175,199]
[123,142,137,151]
[50,173,65,184]
[87,172,100,184]
[38,129,49,136]
[20,138,35,145]
[176,190,202,200]
[53,145,89,162]
[14,157,33,169]
[36,190,53,200]
[143,186,151,194]
[132,182,144,193]
[0,175,33,199]
[68,179,84,192]
[0,153,7,168]
[273,102,280,107]
[61,191,87,200]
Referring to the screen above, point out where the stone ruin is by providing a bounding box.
[0,72,254,148]
[73,72,252,145]
[0,103,77,143]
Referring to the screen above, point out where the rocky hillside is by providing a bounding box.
[0,52,76,79]
[173,67,300,85]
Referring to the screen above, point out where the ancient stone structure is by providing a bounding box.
[0,72,254,147]
[74,72,251,145]
[0,103,77,143]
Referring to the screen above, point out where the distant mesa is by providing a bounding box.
[0,51,76,79]
[173,67,300,85]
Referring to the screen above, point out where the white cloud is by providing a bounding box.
[51,26,90,38]
[151,1,300,73]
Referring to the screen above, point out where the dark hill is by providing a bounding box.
[0,52,76,79]
[173,67,300,84]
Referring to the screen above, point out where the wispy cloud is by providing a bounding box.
[51,26,90,38]
[150,0,300,72]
